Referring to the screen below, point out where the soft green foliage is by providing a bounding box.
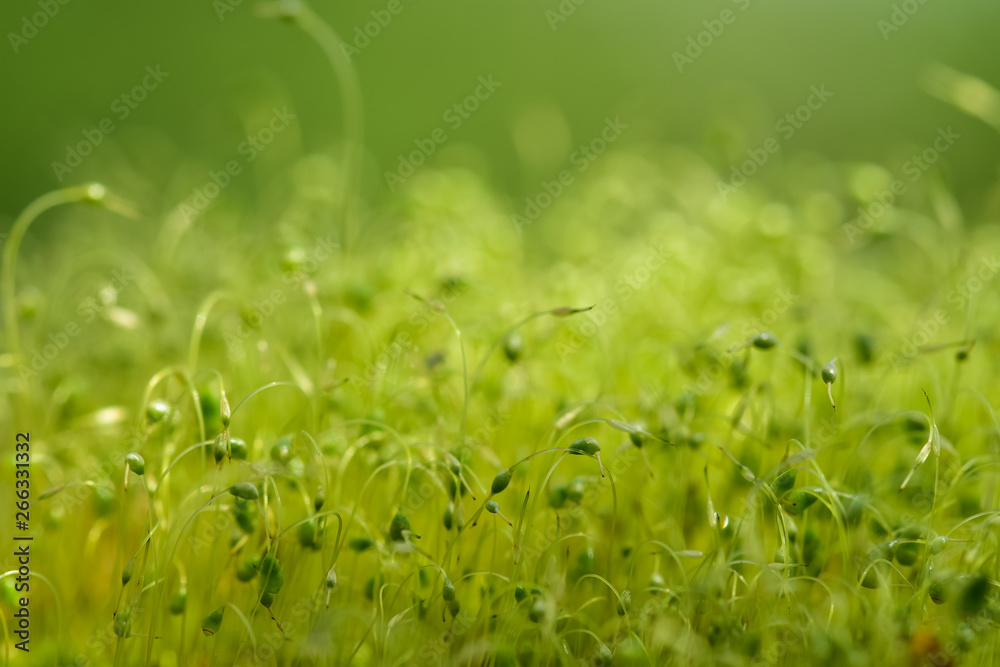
[5,46,1000,667]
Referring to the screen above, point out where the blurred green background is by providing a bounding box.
[2,0,999,224]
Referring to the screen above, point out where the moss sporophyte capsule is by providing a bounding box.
[752,332,778,349]
[389,512,412,541]
[229,482,259,500]
[202,605,225,636]
[492,469,513,494]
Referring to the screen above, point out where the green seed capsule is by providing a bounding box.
[616,590,632,616]
[503,332,523,362]
[821,360,838,384]
[930,536,948,554]
[514,584,527,602]
[442,578,456,601]
[929,577,950,604]
[214,434,228,464]
[121,557,135,586]
[229,438,248,460]
[297,520,317,548]
[566,478,585,504]
[574,546,597,578]
[492,469,513,495]
[782,489,818,515]
[752,332,778,350]
[895,542,921,566]
[854,333,874,364]
[960,575,990,615]
[270,437,292,464]
[169,590,187,615]
[485,500,500,514]
[529,598,546,623]
[771,469,797,498]
[349,537,374,553]
[258,555,284,595]
[859,564,880,589]
[125,453,145,476]
[447,599,461,618]
[146,399,170,424]
[260,591,274,608]
[233,499,256,534]
[201,605,225,636]
[549,485,568,509]
[569,436,601,456]
[389,512,411,542]
[236,558,259,582]
[443,503,454,531]
[229,482,259,500]
[114,607,131,638]
[93,484,117,517]
[314,485,325,511]
[364,573,385,601]
[649,571,665,592]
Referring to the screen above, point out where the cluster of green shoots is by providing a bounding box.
[4,8,1000,667]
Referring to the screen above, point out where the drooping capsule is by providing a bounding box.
[442,577,456,601]
[752,332,778,350]
[214,434,228,464]
[125,453,145,476]
[169,589,187,615]
[146,399,170,424]
[503,332,523,362]
[389,512,412,542]
[492,469,513,495]
[229,437,248,460]
[201,605,225,636]
[121,557,135,586]
[229,482,259,500]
